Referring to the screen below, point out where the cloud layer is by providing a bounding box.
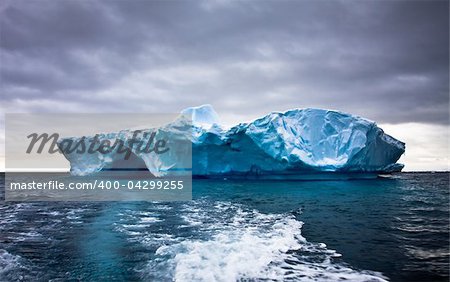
[1,0,448,124]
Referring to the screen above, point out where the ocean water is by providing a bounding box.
[0,172,448,281]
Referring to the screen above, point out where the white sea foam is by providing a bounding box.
[139,217,162,224]
[0,250,21,274]
[138,201,388,282]
[114,207,175,248]
[0,249,30,281]
[153,205,173,211]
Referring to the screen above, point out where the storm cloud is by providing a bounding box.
[0,0,448,126]
[1,0,448,125]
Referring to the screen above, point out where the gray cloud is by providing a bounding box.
[0,0,448,124]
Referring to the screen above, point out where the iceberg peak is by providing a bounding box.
[180,104,220,128]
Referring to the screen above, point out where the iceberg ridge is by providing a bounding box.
[59,105,405,179]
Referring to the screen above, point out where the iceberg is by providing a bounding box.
[58,105,405,179]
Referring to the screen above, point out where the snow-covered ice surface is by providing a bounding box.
[59,105,405,179]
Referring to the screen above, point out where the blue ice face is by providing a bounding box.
[60,105,405,179]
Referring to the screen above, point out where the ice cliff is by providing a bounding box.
[59,105,405,179]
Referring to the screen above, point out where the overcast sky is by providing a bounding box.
[0,0,448,170]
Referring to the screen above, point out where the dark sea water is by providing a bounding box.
[0,172,448,281]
